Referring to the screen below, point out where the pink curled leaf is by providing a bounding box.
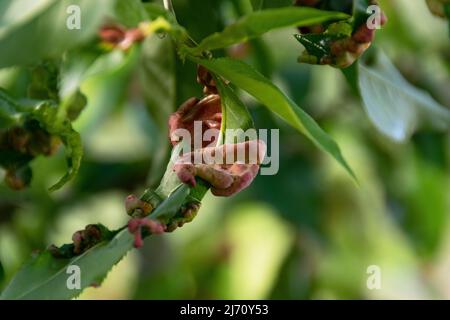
[173,140,266,197]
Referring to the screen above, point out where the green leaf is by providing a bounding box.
[192,57,356,180]
[294,33,344,62]
[188,7,350,54]
[113,0,149,27]
[341,61,360,97]
[153,142,209,204]
[149,184,191,222]
[74,48,141,134]
[59,51,99,100]
[215,77,254,143]
[0,0,116,68]
[0,229,133,300]
[0,88,22,129]
[49,129,83,191]
[357,50,450,142]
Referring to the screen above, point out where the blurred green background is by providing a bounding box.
[0,0,449,299]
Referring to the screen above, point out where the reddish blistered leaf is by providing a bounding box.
[173,140,266,197]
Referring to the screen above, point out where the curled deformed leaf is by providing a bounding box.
[31,102,83,191]
[173,140,266,197]
[0,90,83,191]
[168,94,222,148]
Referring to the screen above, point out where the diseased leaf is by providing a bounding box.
[28,102,83,191]
[0,229,133,300]
[27,61,60,101]
[188,7,349,54]
[357,50,450,142]
[193,57,356,180]
[0,90,83,190]
[0,184,193,300]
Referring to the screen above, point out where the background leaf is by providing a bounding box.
[113,0,149,27]
[138,35,176,186]
[0,0,116,68]
[357,50,450,142]
[250,0,293,10]
[0,260,4,287]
